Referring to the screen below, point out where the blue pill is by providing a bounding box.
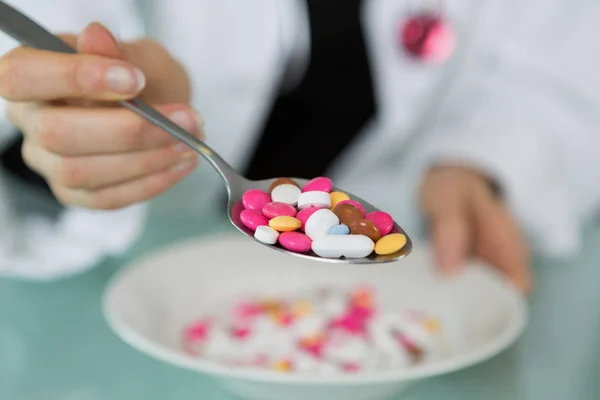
[328,224,350,235]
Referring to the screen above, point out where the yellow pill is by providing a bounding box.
[292,300,312,317]
[424,318,440,333]
[269,216,301,232]
[272,359,292,372]
[329,191,350,209]
[374,233,407,255]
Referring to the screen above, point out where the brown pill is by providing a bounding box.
[349,219,381,242]
[333,203,364,226]
[269,177,300,193]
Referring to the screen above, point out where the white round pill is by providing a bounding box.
[271,184,301,205]
[311,234,374,258]
[297,191,331,210]
[254,225,279,244]
[305,209,339,240]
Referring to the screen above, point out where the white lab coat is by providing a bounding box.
[1,0,600,279]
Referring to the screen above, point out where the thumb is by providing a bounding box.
[76,22,121,58]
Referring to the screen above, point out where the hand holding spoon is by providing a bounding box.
[0,1,412,263]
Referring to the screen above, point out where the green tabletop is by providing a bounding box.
[1,171,600,400]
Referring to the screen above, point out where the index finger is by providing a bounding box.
[0,46,145,101]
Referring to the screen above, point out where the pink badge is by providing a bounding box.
[242,189,271,211]
[336,200,366,217]
[240,209,269,231]
[262,202,297,219]
[302,177,333,193]
[366,211,394,236]
[279,232,312,253]
[296,207,320,231]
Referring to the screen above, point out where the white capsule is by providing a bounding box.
[254,225,279,244]
[304,209,339,240]
[271,184,301,205]
[324,336,369,364]
[311,234,374,258]
[297,191,331,210]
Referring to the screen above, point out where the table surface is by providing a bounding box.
[2,170,600,400]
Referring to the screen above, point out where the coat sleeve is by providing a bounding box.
[0,0,149,280]
[410,1,600,257]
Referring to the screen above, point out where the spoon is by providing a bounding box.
[0,1,412,264]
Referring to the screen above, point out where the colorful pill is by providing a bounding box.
[328,224,350,235]
[269,177,300,193]
[240,209,269,231]
[271,184,301,206]
[262,202,297,219]
[305,209,340,240]
[242,189,271,211]
[366,211,394,236]
[269,216,302,232]
[297,191,331,210]
[296,207,320,231]
[329,191,350,209]
[254,225,280,244]
[332,203,364,226]
[349,219,381,242]
[311,234,375,258]
[279,231,312,253]
[302,176,333,193]
[374,233,407,255]
[336,200,366,217]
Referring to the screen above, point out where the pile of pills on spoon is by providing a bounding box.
[182,286,442,374]
[239,177,407,259]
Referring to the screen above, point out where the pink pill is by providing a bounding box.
[336,200,366,217]
[240,209,269,231]
[302,177,333,193]
[279,232,312,253]
[242,189,271,211]
[296,207,320,231]
[262,202,297,219]
[366,211,394,236]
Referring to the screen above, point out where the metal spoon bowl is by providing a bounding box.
[0,1,412,264]
[228,176,412,264]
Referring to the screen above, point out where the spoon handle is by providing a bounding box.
[0,1,243,187]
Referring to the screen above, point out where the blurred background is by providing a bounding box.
[2,0,600,399]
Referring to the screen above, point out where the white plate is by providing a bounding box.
[103,235,527,400]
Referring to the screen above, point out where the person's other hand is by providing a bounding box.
[420,166,532,293]
[0,22,203,209]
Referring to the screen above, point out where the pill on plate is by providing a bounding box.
[374,233,407,255]
[329,191,350,209]
[271,184,301,205]
[269,216,302,232]
[254,225,280,244]
[302,176,333,193]
[328,224,350,235]
[312,234,375,258]
[242,189,271,211]
[349,219,381,242]
[332,203,364,226]
[297,191,331,210]
[278,232,312,253]
[296,207,320,230]
[305,209,340,240]
[366,211,394,236]
[240,209,269,231]
[269,177,300,193]
[262,202,297,219]
[336,200,366,217]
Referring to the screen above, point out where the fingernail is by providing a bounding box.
[173,158,197,172]
[105,66,145,94]
[169,110,196,132]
